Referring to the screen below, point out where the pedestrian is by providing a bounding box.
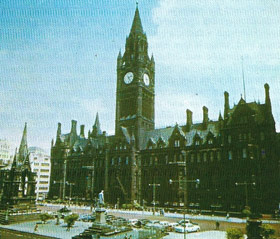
[226,212,229,220]
[215,221,220,230]
[34,223,38,232]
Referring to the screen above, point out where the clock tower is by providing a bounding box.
[115,5,155,149]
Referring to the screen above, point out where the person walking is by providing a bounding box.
[34,223,38,232]
[215,221,220,230]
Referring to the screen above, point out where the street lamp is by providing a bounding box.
[235,181,256,207]
[66,181,75,205]
[169,178,200,239]
[53,180,64,200]
[148,182,160,215]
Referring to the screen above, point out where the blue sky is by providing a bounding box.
[0,0,280,153]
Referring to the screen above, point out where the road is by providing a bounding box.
[37,204,280,237]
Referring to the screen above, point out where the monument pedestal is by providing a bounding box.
[95,208,106,224]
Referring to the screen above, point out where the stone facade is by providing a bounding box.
[48,6,280,214]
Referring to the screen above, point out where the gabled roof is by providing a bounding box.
[185,121,220,146]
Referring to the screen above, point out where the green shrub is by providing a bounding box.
[226,228,244,239]
[242,206,252,218]
[261,224,275,239]
[40,213,53,224]
[64,214,79,229]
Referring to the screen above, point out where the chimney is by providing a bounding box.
[80,125,85,138]
[70,120,77,136]
[264,83,271,112]
[224,91,229,119]
[186,109,193,131]
[203,106,209,128]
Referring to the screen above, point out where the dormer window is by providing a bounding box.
[195,140,200,146]
[175,140,180,147]
[208,139,213,144]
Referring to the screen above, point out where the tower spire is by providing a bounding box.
[92,112,102,136]
[18,123,28,162]
[130,4,143,34]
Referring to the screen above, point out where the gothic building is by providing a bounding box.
[0,123,36,211]
[49,6,280,214]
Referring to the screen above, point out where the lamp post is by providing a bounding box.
[53,180,64,200]
[169,178,200,239]
[66,181,75,205]
[235,181,256,207]
[148,182,160,215]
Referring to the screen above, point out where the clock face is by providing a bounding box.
[124,72,134,84]
[143,73,150,86]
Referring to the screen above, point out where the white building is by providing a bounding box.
[0,139,13,165]
[29,147,51,200]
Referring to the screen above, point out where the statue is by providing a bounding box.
[98,190,104,207]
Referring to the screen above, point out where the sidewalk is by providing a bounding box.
[0,219,91,239]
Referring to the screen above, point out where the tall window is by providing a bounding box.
[260,132,265,141]
[242,148,247,159]
[210,151,214,162]
[191,153,194,163]
[203,152,207,162]
[197,153,201,163]
[175,140,180,147]
[228,151,232,160]
[217,151,221,161]
[228,135,231,144]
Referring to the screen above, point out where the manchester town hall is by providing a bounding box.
[49,6,280,214]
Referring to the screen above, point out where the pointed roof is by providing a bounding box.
[92,112,102,135]
[18,123,28,162]
[130,5,143,35]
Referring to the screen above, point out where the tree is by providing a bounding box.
[226,228,244,239]
[39,213,53,224]
[261,224,275,239]
[64,214,79,231]
[242,206,252,218]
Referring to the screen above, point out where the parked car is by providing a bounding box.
[178,219,191,225]
[174,223,200,233]
[79,214,95,222]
